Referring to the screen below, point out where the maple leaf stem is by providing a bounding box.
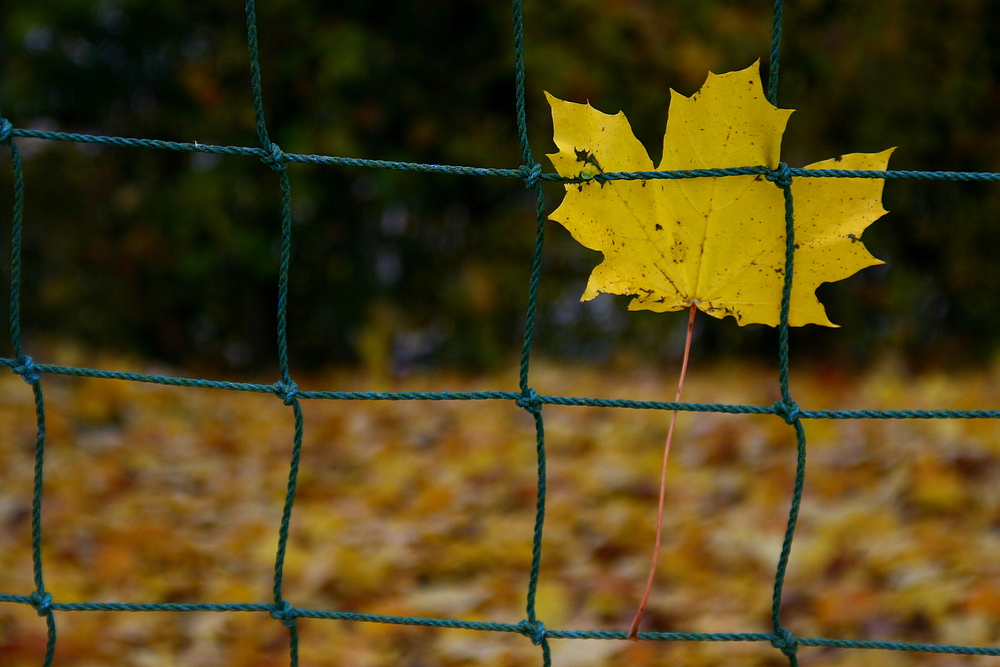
[627,303,697,640]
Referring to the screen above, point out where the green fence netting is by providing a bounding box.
[4,0,1000,665]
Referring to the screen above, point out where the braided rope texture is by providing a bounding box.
[3,0,1000,665]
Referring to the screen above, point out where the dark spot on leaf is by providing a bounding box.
[573,148,603,173]
[655,224,663,231]
[847,233,859,243]
[834,155,843,162]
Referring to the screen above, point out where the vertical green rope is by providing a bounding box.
[245,0,274,153]
[513,0,547,395]
[767,0,784,106]
[512,1,551,663]
[275,167,295,385]
[511,0,533,170]
[245,1,302,663]
[771,419,807,666]
[4,116,57,667]
[775,171,795,406]
[766,9,803,658]
[29,381,56,667]
[244,0,293,385]
[6,127,25,362]
[767,166,804,665]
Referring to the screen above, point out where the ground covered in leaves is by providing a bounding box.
[3,345,1000,666]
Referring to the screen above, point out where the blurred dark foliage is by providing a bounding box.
[1,0,999,374]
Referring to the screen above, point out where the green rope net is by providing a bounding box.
[3,1,1000,665]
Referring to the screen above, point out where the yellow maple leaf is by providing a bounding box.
[546,62,893,327]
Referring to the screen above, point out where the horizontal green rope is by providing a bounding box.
[5,128,524,178]
[784,167,1000,181]
[795,637,1000,655]
[4,359,998,419]
[1,596,273,613]
[547,630,776,642]
[7,127,1000,184]
[5,356,999,418]
[7,594,998,656]
[592,167,1000,182]
[2,359,277,393]
[292,610,525,633]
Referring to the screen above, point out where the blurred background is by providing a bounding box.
[2,0,999,376]
[5,3,1000,666]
